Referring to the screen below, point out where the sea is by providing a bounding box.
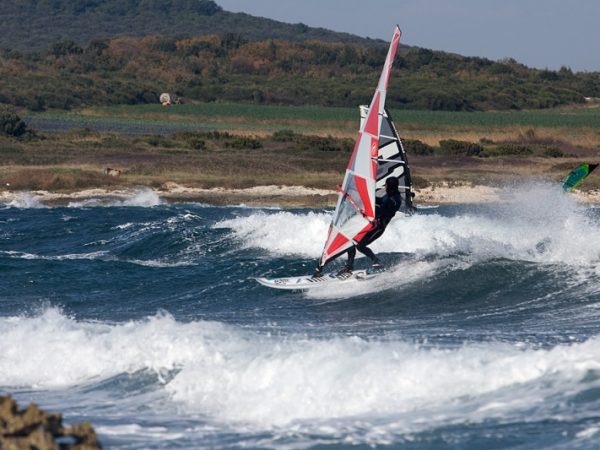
[2,182,600,449]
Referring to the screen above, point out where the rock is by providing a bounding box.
[0,396,101,449]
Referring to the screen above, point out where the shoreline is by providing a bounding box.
[1,182,599,208]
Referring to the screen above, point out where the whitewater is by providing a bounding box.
[2,182,600,449]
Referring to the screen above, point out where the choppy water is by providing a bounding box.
[2,183,600,449]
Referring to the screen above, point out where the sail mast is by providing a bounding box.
[318,26,402,267]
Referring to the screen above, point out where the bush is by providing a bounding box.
[186,130,231,140]
[484,144,533,157]
[402,139,434,156]
[187,138,206,150]
[272,129,298,142]
[6,168,119,190]
[410,175,430,189]
[438,139,483,156]
[543,146,564,158]
[0,107,29,137]
[296,135,353,152]
[173,132,208,150]
[146,135,174,147]
[224,137,263,149]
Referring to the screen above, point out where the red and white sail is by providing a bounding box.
[319,25,402,267]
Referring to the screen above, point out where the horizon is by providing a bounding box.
[216,0,600,73]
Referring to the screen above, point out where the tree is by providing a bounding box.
[0,107,30,137]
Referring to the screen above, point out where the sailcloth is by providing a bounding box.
[562,162,598,192]
[359,105,413,212]
[319,25,407,268]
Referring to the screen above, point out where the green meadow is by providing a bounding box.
[26,102,600,137]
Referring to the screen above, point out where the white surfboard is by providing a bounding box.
[255,268,384,290]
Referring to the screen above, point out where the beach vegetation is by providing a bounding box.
[403,139,435,156]
[438,139,483,156]
[0,107,30,138]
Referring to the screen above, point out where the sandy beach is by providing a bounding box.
[2,181,600,208]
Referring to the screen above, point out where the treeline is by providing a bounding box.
[1,33,600,112]
[0,0,374,51]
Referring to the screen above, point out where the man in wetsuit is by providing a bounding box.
[313,176,403,277]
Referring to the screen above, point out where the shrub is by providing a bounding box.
[296,135,352,152]
[6,168,119,190]
[543,146,564,158]
[174,132,208,150]
[272,129,298,142]
[410,175,430,189]
[51,39,82,57]
[187,138,206,150]
[0,107,29,137]
[438,139,483,156]
[485,144,533,156]
[146,135,175,147]
[402,139,434,156]
[224,137,263,149]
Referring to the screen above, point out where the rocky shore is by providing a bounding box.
[0,396,101,449]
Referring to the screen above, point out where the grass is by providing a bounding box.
[80,102,600,129]
[4,102,600,198]
[25,102,600,145]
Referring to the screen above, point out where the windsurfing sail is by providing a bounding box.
[318,25,407,268]
[562,162,598,192]
[359,105,413,211]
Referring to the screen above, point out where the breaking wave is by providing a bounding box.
[2,307,600,442]
[217,182,600,267]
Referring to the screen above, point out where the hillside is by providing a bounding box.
[1,0,600,112]
[2,33,600,112]
[0,0,382,51]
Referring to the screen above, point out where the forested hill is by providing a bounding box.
[0,0,381,50]
[2,32,599,112]
[1,0,600,112]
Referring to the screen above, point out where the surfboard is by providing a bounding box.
[255,267,385,290]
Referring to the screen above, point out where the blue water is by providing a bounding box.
[3,184,600,449]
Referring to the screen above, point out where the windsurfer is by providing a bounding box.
[313,177,402,278]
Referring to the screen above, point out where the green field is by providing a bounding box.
[26,103,600,137]
[92,102,600,128]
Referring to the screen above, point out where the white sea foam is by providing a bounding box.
[304,257,470,299]
[215,210,331,258]
[3,192,47,209]
[67,188,163,208]
[125,258,194,268]
[0,250,110,261]
[121,188,162,207]
[2,308,600,437]
[95,424,184,440]
[218,182,600,268]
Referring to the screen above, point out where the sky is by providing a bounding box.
[216,0,600,72]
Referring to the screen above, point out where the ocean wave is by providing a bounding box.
[2,307,600,438]
[68,188,163,208]
[2,192,47,209]
[219,182,600,268]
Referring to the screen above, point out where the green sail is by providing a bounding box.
[562,163,599,192]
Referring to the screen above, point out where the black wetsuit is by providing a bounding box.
[346,190,401,268]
